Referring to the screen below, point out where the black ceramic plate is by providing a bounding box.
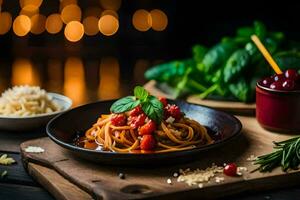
[46,100,242,165]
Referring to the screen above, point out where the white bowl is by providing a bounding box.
[0,93,72,131]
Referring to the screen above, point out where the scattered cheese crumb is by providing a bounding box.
[25,146,45,153]
[1,170,7,178]
[177,164,223,186]
[237,166,248,176]
[166,116,175,124]
[215,176,224,183]
[247,155,256,161]
[0,154,15,165]
[198,183,203,188]
[167,178,172,185]
[173,172,179,178]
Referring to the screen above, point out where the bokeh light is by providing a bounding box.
[99,0,121,11]
[61,4,81,24]
[0,12,12,35]
[12,58,40,85]
[19,0,43,8]
[101,9,118,19]
[98,14,119,36]
[30,14,46,34]
[13,15,31,37]
[83,16,99,36]
[45,14,63,34]
[98,57,120,99]
[20,5,39,17]
[64,57,86,106]
[132,9,152,32]
[64,21,84,42]
[59,0,77,11]
[150,9,168,31]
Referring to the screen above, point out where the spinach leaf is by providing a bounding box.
[134,86,148,101]
[192,45,207,63]
[254,21,267,39]
[198,42,237,73]
[228,78,253,102]
[237,26,254,38]
[223,49,250,83]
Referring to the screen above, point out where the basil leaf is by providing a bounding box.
[110,96,140,113]
[141,96,163,123]
[134,86,148,101]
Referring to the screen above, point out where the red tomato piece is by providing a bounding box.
[166,104,182,120]
[139,120,156,135]
[159,97,168,107]
[130,106,143,116]
[140,135,156,150]
[110,114,127,126]
[128,113,146,129]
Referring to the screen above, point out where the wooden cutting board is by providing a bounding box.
[144,81,256,115]
[20,116,300,200]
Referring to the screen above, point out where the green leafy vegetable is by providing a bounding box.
[110,96,140,113]
[192,45,207,63]
[253,136,300,172]
[228,78,253,102]
[254,21,267,39]
[274,51,300,70]
[223,49,250,83]
[110,86,163,123]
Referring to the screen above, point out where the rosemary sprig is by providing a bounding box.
[253,136,300,172]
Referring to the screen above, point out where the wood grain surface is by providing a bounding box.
[144,80,256,115]
[20,116,300,200]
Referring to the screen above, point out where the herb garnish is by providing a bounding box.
[253,136,300,172]
[110,86,163,123]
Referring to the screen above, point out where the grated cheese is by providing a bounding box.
[177,164,223,186]
[166,116,175,124]
[0,154,15,165]
[25,146,45,153]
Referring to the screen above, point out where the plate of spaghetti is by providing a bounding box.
[47,86,242,165]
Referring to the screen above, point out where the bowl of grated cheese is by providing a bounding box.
[0,85,72,131]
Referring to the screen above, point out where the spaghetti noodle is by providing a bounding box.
[76,99,213,153]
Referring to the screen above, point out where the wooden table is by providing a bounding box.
[1,122,300,200]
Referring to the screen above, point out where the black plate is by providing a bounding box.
[46,100,242,165]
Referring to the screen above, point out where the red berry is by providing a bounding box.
[128,113,146,129]
[110,114,127,126]
[140,135,156,150]
[223,163,237,176]
[139,120,156,135]
[270,81,284,90]
[273,74,285,82]
[282,80,295,90]
[159,97,168,107]
[130,106,143,116]
[166,104,182,120]
[285,69,299,80]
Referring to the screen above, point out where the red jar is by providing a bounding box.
[256,83,300,133]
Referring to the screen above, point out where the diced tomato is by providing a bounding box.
[140,135,156,150]
[110,114,127,126]
[128,113,146,128]
[139,120,156,135]
[166,104,182,120]
[130,105,143,116]
[159,97,168,107]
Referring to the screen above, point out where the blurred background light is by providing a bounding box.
[132,9,152,32]
[0,12,12,35]
[30,14,46,34]
[99,0,121,11]
[98,57,120,99]
[98,14,119,36]
[19,0,43,8]
[64,21,84,42]
[20,5,39,17]
[45,13,63,34]
[150,9,168,31]
[64,57,86,106]
[12,58,40,85]
[61,4,81,24]
[83,16,99,36]
[101,9,118,19]
[13,15,31,36]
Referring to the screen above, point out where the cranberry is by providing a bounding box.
[140,135,156,150]
[130,106,143,116]
[223,163,237,176]
[110,114,127,126]
[282,80,295,90]
[261,77,273,87]
[128,113,146,129]
[270,81,284,90]
[284,69,299,80]
[139,120,156,135]
[159,97,168,107]
[166,104,182,120]
[273,74,285,82]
